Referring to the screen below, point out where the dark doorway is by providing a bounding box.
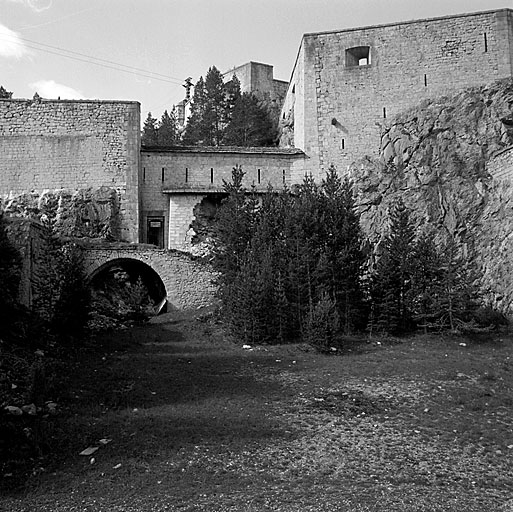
[147,217,164,248]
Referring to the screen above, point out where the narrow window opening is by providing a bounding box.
[185,167,188,183]
[143,167,146,182]
[161,167,165,182]
[424,74,428,87]
[346,46,371,67]
[257,168,261,184]
[210,167,214,184]
[383,107,387,119]
[282,169,286,184]
[484,32,488,53]
[341,139,345,150]
[292,84,295,94]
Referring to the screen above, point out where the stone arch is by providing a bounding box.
[85,253,169,312]
[82,245,217,311]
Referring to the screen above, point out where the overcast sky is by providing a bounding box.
[1,0,512,119]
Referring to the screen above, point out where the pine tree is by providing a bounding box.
[203,66,227,145]
[141,112,158,146]
[157,109,178,146]
[213,166,257,282]
[223,92,276,146]
[409,232,443,332]
[370,199,416,334]
[436,236,480,331]
[320,166,366,333]
[182,76,206,145]
[224,74,241,127]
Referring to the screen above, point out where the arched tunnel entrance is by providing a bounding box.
[89,258,168,321]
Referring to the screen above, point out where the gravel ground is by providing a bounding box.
[2,313,512,511]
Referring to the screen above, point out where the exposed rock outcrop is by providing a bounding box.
[350,78,513,313]
[1,186,122,240]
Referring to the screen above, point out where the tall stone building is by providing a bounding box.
[223,61,288,105]
[280,8,513,178]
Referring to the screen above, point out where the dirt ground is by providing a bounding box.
[2,309,513,511]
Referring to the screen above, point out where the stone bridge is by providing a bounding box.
[82,242,217,311]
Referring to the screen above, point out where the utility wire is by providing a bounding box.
[0,33,185,85]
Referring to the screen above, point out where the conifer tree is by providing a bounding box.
[320,166,366,333]
[157,108,178,146]
[409,232,443,332]
[182,76,206,145]
[369,199,415,334]
[223,92,276,146]
[184,66,227,146]
[436,236,480,331]
[213,166,257,282]
[224,74,241,127]
[141,112,158,146]
[203,66,227,145]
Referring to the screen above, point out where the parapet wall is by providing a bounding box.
[0,98,141,242]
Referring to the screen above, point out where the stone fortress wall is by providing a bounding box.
[280,9,513,177]
[0,98,141,242]
[140,146,305,250]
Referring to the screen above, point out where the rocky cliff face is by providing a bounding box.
[350,78,513,314]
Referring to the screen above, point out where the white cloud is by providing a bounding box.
[0,22,30,59]
[30,80,85,99]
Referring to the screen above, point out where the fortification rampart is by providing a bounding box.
[140,146,305,249]
[281,9,513,177]
[0,99,141,242]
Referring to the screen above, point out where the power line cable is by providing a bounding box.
[0,33,186,85]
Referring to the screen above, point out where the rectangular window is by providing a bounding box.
[143,167,146,182]
[185,167,188,183]
[383,107,387,119]
[346,46,371,67]
[257,168,261,184]
[210,168,214,184]
[424,74,428,87]
[484,32,488,53]
[341,139,345,150]
[161,167,165,182]
[282,169,286,184]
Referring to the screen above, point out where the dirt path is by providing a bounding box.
[2,311,513,511]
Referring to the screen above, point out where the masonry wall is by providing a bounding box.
[0,98,141,242]
[140,148,304,249]
[282,9,513,177]
[83,245,218,310]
